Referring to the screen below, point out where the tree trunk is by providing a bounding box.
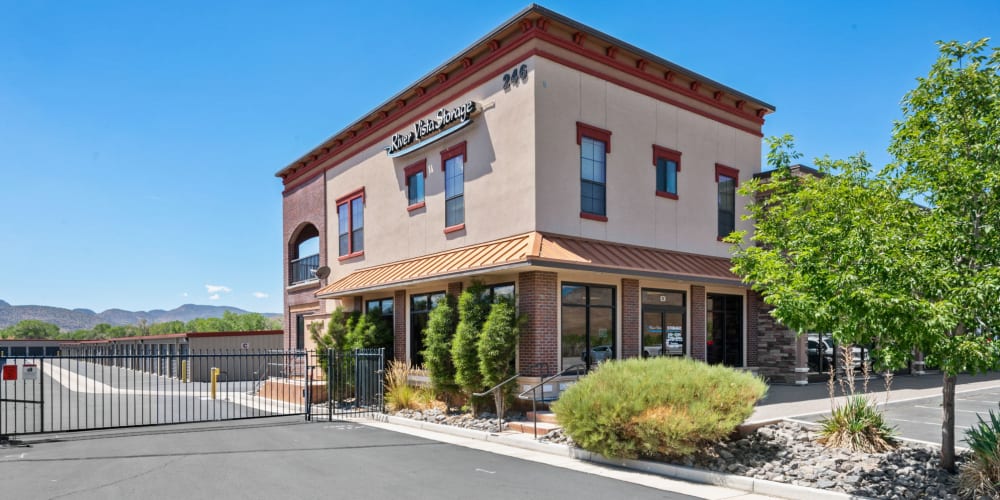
[941,372,957,472]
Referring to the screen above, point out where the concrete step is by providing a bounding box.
[525,411,559,424]
[507,420,561,436]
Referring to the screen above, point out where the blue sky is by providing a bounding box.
[1,1,997,314]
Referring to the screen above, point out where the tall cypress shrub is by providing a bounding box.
[422,295,458,396]
[451,283,490,407]
[477,298,521,419]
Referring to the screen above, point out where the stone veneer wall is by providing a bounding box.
[755,297,799,383]
[393,290,406,362]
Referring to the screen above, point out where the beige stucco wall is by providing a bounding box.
[321,55,539,287]
[533,57,760,257]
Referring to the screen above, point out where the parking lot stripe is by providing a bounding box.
[894,418,970,430]
[914,405,983,414]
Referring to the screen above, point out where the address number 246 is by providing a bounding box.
[502,64,528,91]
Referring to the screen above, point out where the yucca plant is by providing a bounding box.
[959,405,1000,499]
[818,394,897,452]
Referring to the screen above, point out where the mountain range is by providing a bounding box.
[0,299,280,331]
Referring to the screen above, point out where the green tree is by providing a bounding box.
[451,283,491,404]
[7,320,60,339]
[345,310,393,351]
[421,295,458,396]
[477,298,521,419]
[731,39,1000,471]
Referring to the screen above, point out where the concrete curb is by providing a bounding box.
[375,415,872,500]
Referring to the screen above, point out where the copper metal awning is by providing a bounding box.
[315,232,741,298]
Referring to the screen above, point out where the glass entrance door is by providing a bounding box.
[707,293,743,366]
[642,289,686,358]
[643,310,686,357]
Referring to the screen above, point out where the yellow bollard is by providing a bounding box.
[210,367,219,399]
[181,360,188,383]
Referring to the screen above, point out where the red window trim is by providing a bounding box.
[441,141,467,169]
[715,164,740,186]
[652,145,682,170]
[403,159,427,186]
[336,187,365,258]
[406,201,426,212]
[580,212,608,222]
[576,122,612,153]
[655,191,679,200]
[335,186,366,205]
[337,251,364,261]
[443,223,466,234]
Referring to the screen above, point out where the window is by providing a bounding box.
[479,283,515,303]
[442,142,466,230]
[366,298,394,320]
[715,164,738,239]
[404,160,426,210]
[652,145,681,199]
[288,223,320,285]
[577,122,611,220]
[336,188,365,259]
[560,283,616,371]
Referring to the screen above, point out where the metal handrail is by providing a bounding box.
[517,363,586,439]
[473,373,521,433]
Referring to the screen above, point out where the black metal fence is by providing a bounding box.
[313,348,385,420]
[1,348,386,438]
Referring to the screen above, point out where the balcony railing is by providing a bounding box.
[289,254,320,285]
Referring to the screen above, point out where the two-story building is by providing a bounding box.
[277,5,807,384]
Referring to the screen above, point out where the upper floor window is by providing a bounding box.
[442,142,466,230]
[577,122,612,221]
[289,223,319,285]
[337,188,365,259]
[404,160,426,210]
[653,145,682,199]
[715,164,739,239]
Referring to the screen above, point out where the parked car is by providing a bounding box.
[582,345,614,364]
[807,334,863,371]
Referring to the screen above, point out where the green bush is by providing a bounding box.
[451,283,491,401]
[422,295,458,395]
[552,357,767,459]
[817,395,897,453]
[477,298,520,418]
[345,309,393,351]
[959,405,1000,499]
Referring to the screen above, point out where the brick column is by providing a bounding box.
[447,281,463,298]
[621,278,640,359]
[746,290,760,368]
[393,290,406,362]
[690,285,707,361]
[517,271,558,376]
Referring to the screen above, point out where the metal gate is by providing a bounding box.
[309,348,385,420]
[1,350,310,437]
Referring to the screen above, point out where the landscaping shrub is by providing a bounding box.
[385,360,419,411]
[422,295,458,396]
[816,345,898,453]
[451,283,491,406]
[552,357,767,459]
[817,395,897,452]
[477,298,520,419]
[345,309,393,352]
[959,405,1000,499]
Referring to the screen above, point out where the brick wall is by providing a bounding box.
[282,173,326,348]
[393,290,407,362]
[447,281,463,298]
[621,278,639,358]
[690,285,706,361]
[517,271,558,376]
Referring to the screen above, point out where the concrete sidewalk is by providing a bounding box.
[748,371,1000,424]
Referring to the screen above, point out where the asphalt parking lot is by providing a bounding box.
[0,417,709,500]
[791,385,1000,447]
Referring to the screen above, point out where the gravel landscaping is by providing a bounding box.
[393,409,967,500]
